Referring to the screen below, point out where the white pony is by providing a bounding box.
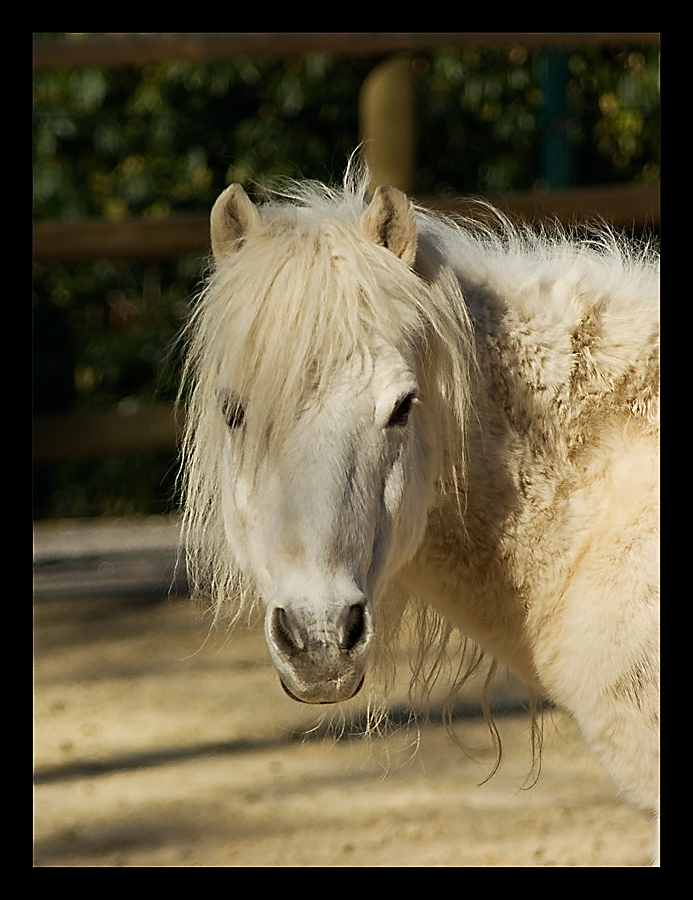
[180,167,659,865]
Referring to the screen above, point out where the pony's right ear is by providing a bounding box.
[210,184,261,259]
[362,184,417,268]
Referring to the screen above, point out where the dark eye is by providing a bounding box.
[222,398,245,429]
[387,392,416,428]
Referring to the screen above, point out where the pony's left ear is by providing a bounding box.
[210,183,261,260]
[362,184,417,268]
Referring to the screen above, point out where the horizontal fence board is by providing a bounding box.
[33,213,210,264]
[33,405,181,463]
[33,185,659,264]
[427,183,661,229]
[33,33,660,69]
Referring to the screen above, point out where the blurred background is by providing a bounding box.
[32,32,660,520]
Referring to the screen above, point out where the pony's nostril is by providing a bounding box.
[271,607,303,653]
[341,603,367,651]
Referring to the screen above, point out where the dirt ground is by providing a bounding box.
[33,517,654,867]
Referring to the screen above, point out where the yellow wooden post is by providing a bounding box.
[359,55,414,193]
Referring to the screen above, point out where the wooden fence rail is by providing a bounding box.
[33,405,181,464]
[33,33,660,70]
[33,184,660,265]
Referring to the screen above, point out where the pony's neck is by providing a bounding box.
[399,524,544,693]
[397,284,565,694]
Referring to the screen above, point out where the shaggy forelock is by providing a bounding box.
[207,209,426,440]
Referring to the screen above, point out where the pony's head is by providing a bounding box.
[180,177,472,704]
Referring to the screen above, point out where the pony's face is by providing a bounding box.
[206,182,438,704]
[219,342,437,703]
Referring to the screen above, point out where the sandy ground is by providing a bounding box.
[33,517,654,867]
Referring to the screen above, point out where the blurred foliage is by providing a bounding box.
[414,45,659,194]
[32,52,370,221]
[32,34,659,518]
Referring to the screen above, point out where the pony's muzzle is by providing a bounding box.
[265,599,374,704]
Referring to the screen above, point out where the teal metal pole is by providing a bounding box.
[541,49,574,189]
